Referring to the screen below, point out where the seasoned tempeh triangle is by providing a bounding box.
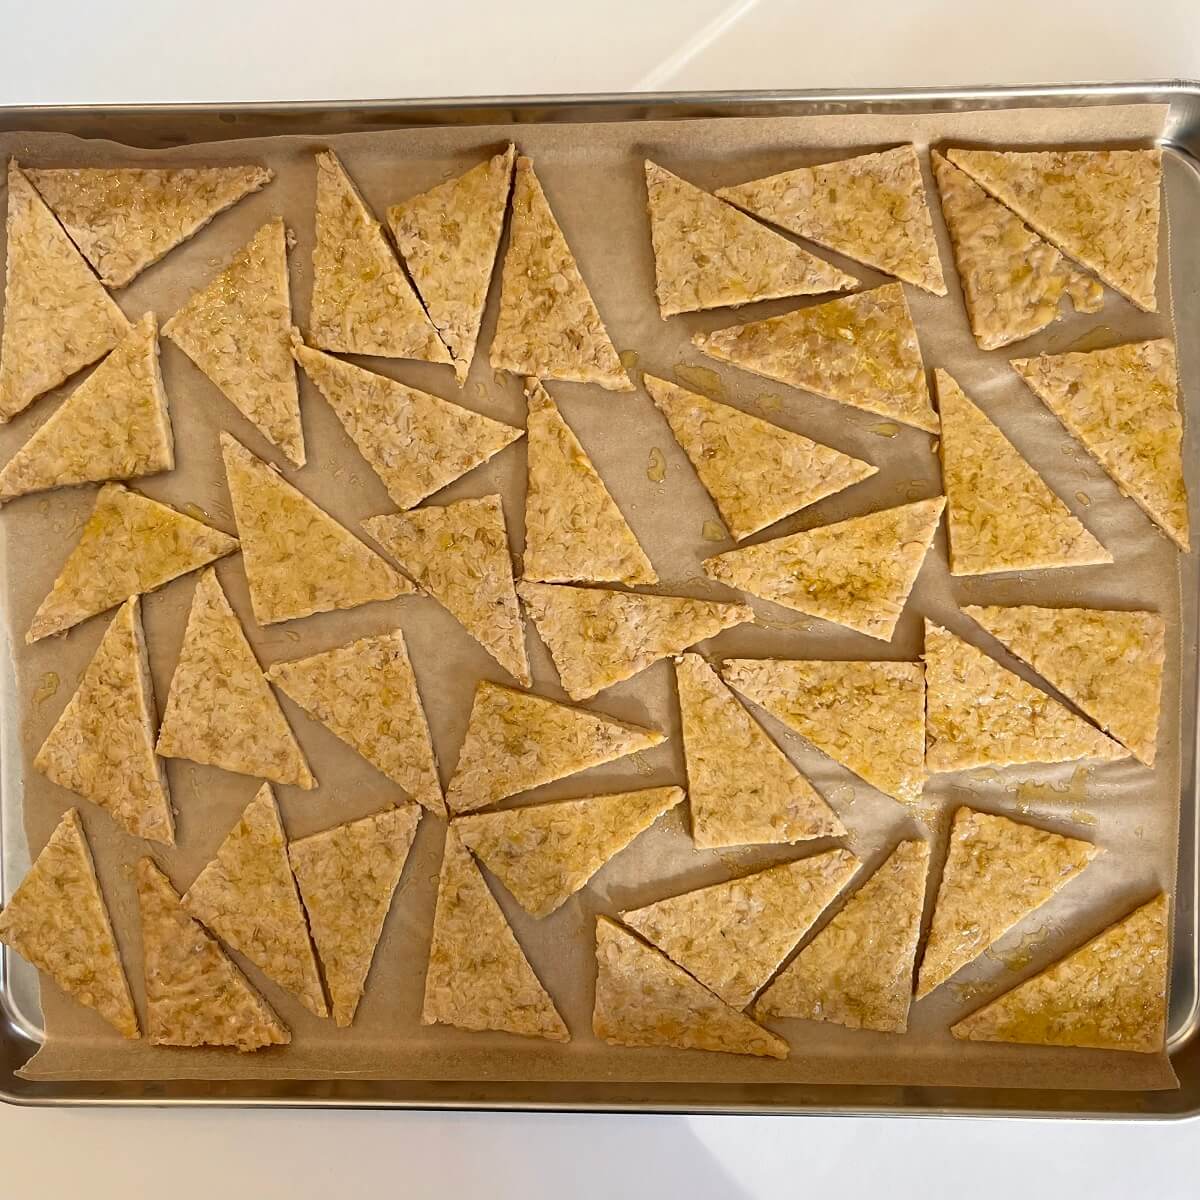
[34,597,173,844]
[0,313,172,502]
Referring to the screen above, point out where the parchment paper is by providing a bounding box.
[0,102,1186,1092]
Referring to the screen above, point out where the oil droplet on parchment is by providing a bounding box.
[1075,491,1091,507]
[675,363,725,399]
[619,349,640,370]
[646,447,666,483]
[869,421,900,438]
[630,751,655,777]
[32,671,59,707]
[182,502,209,522]
[284,630,302,642]
[754,393,783,415]
[1069,808,1098,827]
[1015,766,1091,807]
[701,520,726,542]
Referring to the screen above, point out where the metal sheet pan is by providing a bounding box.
[0,81,1198,1117]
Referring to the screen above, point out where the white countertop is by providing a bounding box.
[1,2,1197,1195]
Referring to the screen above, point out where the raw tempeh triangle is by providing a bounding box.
[446,681,665,814]
[455,785,684,918]
[718,145,946,295]
[308,151,449,363]
[644,373,875,540]
[946,148,1162,312]
[220,431,411,625]
[156,569,314,789]
[1,161,130,421]
[936,369,1110,576]
[644,159,856,318]
[423,827,569,1041]
[266,630,443,814]
[593,916,787,1058]
[26,163,272,288]
[289,805,421,1026]
[387,144,515,383]
[966,604,1166,767]
[490,156,632,390]
[693,283,937,432]
[704,497,945,642]
[522,377,656,584]
[0,313,172,503]
[924,620,1125,774]
[27,482,238,643]
[622,850,859,1009]
[675,653,843,848]
[34,598,173,844]
[184,784,327,1017]
[952,894,1170,1053]
[916,808,1098,999]
[755,839,929,1033]
[1012,340,1188,550]
[722,658,926,806]
[363,496,530,686]
[519,581,753,702]
[931,151,1103,350]
[136,858,289,1051]
[292,335,522,510]
[0,808,138,1038]
[163,218,303,466]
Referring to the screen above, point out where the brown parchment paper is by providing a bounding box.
[0,102,1188,1092]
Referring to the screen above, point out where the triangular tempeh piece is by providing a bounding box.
[28,482,239,643]
[387,144,515,383]
[292,335,522,510]
[364,496,530,686]
[593,916,787,1057]
[916,808,1098,999]
[446,681,666,814]
[26,163,272,288]
[183,783,327,1018]
[136,858,289,1051]
[755,839,929,1033]
[289,805,421,1027]
[692,283,938,433]
[156,569,314,789]
[0,313,172,503]
[644,160,856,317]
[946,148,1162,312]
[220,431,411,625]
[0,809,138,1038]
[266,630,443,814]
[490,156,632,390]
[1,161,130,422]
[704,497,945,642]
[644,374,875,540]
[935,369,1110,576]
[931,151,1103,350]
[163,218,303,466]
[966,604,1166,767]
[718,145,946,295]
[675,653,844,849]
[924,620,1125,774]
[722,658,926,806]
[952,894,1170,1052]
[519,581,753,701]
[454,785,684,918]
[622,850,859,1009]
[522,377,656,584]
[34,598,173,844]
[1012,340,1188,550]
[423,827,569,1041]
[308,151,449,363]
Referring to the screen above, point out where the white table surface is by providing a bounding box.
[1,1,1197,1195]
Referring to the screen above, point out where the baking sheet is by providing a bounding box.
[0,102,1182,1091]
